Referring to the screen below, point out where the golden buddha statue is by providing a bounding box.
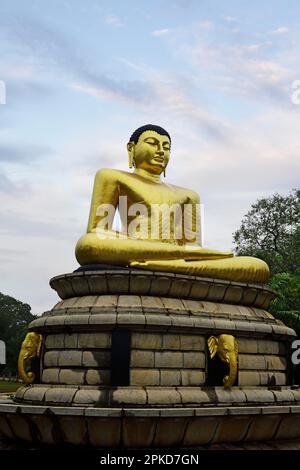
[76,125,269,283]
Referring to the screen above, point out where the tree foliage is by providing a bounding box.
[233,189,300,275]
[0,292,36,375]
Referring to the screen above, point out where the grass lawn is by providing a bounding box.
[0,380,22,393]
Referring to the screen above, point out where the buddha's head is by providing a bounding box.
[127,124,171,176]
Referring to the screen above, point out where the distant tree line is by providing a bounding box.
[0,293,36,375]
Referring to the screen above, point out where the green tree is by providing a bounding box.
[0,292,36,375]
[233,189,300,275]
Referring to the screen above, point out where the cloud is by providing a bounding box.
[105,15,124,27]
[223,15,237,23]
[0,143,52,163]
[0,173,14,192]
[271,27,289,35]
[152,29,173,37]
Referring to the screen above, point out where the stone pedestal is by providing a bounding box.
[1,269,300,447]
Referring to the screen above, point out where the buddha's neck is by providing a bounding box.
[133,168,162,183]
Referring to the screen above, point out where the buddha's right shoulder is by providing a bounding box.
[94,168,130,181]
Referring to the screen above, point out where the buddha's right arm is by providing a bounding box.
[87,169,120,233]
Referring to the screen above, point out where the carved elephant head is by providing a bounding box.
[207,334,238,388]
[18,332,42,384]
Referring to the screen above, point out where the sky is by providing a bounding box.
[0,0,299,314]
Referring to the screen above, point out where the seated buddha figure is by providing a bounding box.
[76,124,269,283]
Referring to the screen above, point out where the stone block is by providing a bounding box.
[207,283,227,302]
[155,351,183,368]
[88,313,117,326]
[42,368,60,383]
[72,295,96,308]
[118,295,142,308]
[183,351,205,368]
[147,388,181,405]
[6,415,32,441]
[131,350,154,368]
[44,387,77,404]
[71,277,90,297]
[58,350,83,367]
[162,334,181,350]
[141,296,164,310]
[0,416,14,439]
[130,369,160,386]
[180,334,205,351]
[145,314,171,328]
[192,317,215,330]
[54,278,76,299]
[82,351,111,367]
[160,370,181,385]
[130,274,152,294]
[212,416,252,443]
[189,280,210,299]
[239,354,266,370]
[197,301,219,313]
[161,297,185,311]
[116,313,146,326]
[224,285,244,304]
[92,294,118,308]
[181,370,206,386]
[168,279,192,298]
[122,418,156,448]
[88,418,121,447]
[111,388,147,406]
[258,340,285,355]
[214,389,247,404]
[107,273,129,293]
[22,386,49,402]
[30,416,57,444]
[178,388,211,405]
[59,416,88,445]
[59,369,85,385]
[64,333,78,348]
[183,417,221,446]
[272,390,295,402]
[170,315,193,328]
[73,389,108,405]
[182,299,203,313]
[57,297,79,309]
[234,321,255,333]
[275,415,300,439]
[153,418,188,447]
[78,332,111,349]
[238,338,258,354]
[85,369,110,385]
[45,334,64,349]
[150,275,173,296]
[131,333,162,349]
[266,355,287,371]
[244,389,275,403]
[87,275,108,295]
[43,351,59,367]
[64,314,90,325]
[240,287,258,306]
[239,371,261,386]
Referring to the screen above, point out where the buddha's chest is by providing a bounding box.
[118,178,189,207]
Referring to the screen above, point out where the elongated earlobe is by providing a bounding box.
[127,142,135,169]
[163,168,166,177]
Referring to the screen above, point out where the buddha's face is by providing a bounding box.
[128,130,170,175]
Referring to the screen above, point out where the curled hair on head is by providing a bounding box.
[129,124,171,146]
